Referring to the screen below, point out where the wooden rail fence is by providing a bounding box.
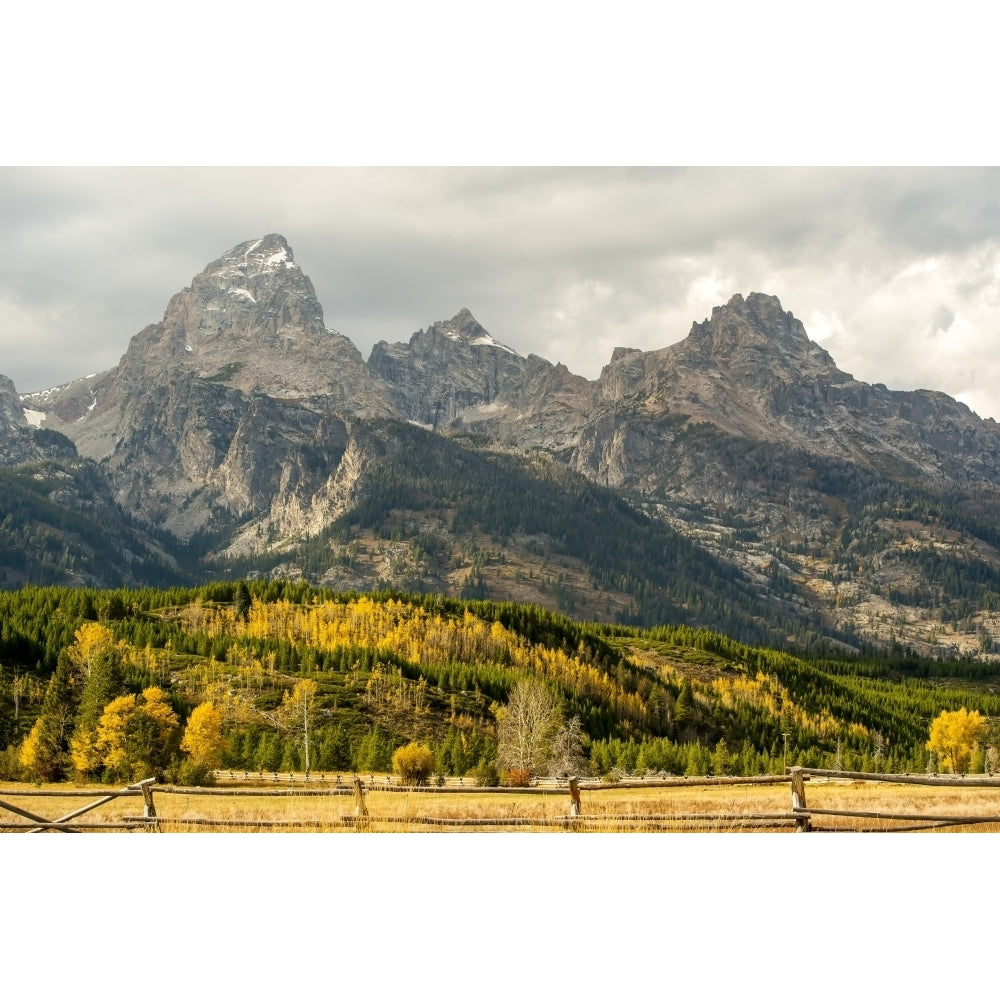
[5,767,1000,831]
[0,778,157,832]
[787,766,1000,832]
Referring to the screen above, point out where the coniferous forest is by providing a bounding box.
[3,582,1000,786]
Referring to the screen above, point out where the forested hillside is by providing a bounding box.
[0,460,190,589]
[216,420,834,649]
[3,583,999,786]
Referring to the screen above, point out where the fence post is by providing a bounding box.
[789,767,811,832]
[353,776,370,831]
[131,778,157,819]
[568,777,582,817]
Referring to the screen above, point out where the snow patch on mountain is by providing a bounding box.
[19,374,99,404]
[471,333,518,356]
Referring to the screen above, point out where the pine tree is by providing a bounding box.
[18,651,79,781]
[711,738,728,776]
[233,581,252,622]
[673,679,694,727]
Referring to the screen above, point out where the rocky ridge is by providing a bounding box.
[7,238,1000,655]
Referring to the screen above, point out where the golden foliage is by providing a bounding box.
[18,719,45,776]
[69,622,116,677]
[280,679,318,730]
[392,741,434,785]
[69,726,103,778]
[927,707,985,774]
[181,701,226,768]
[189,597,648,728]
[94,687,180,780]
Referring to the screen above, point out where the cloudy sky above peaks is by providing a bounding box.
[2,166,1000,417]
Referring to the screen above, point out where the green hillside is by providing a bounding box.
[3,583,999,785]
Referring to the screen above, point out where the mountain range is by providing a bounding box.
[5,233,1000,658]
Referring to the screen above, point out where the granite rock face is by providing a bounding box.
[0,374,79,465]
[17,235,392,542]
[568,292,1000,490]
[369,308,598,453]
[0,374,25,435]
[368,308,530,428]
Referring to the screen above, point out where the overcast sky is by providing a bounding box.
[2,166,1000,419]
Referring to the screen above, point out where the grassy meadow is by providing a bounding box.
[5,773,1000,832]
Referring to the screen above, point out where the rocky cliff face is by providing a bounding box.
[1,374,79,465]
[0,374,36,465]
[0,375,24,435]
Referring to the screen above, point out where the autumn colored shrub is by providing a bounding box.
[392,741,434,785]
[500,767,532,787]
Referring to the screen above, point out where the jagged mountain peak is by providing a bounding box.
[210,233,301,281]
[121,234,359,391]
[186,233,320,332]
[679,290,840,379]
[26,235,390,479]
[691,291,807,349]
[445,306,482,334]
[424,308,520,356]
[368,308,529,427]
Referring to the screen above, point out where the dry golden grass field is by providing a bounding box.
[5,773,1000,832]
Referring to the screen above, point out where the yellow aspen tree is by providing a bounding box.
[69,726,104,779]
[95,688,180,781]
[18,719,47,779]
[70,622,116,678]
[927,708,985,774]
[180,701,226,768]
[95,694,138,777]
